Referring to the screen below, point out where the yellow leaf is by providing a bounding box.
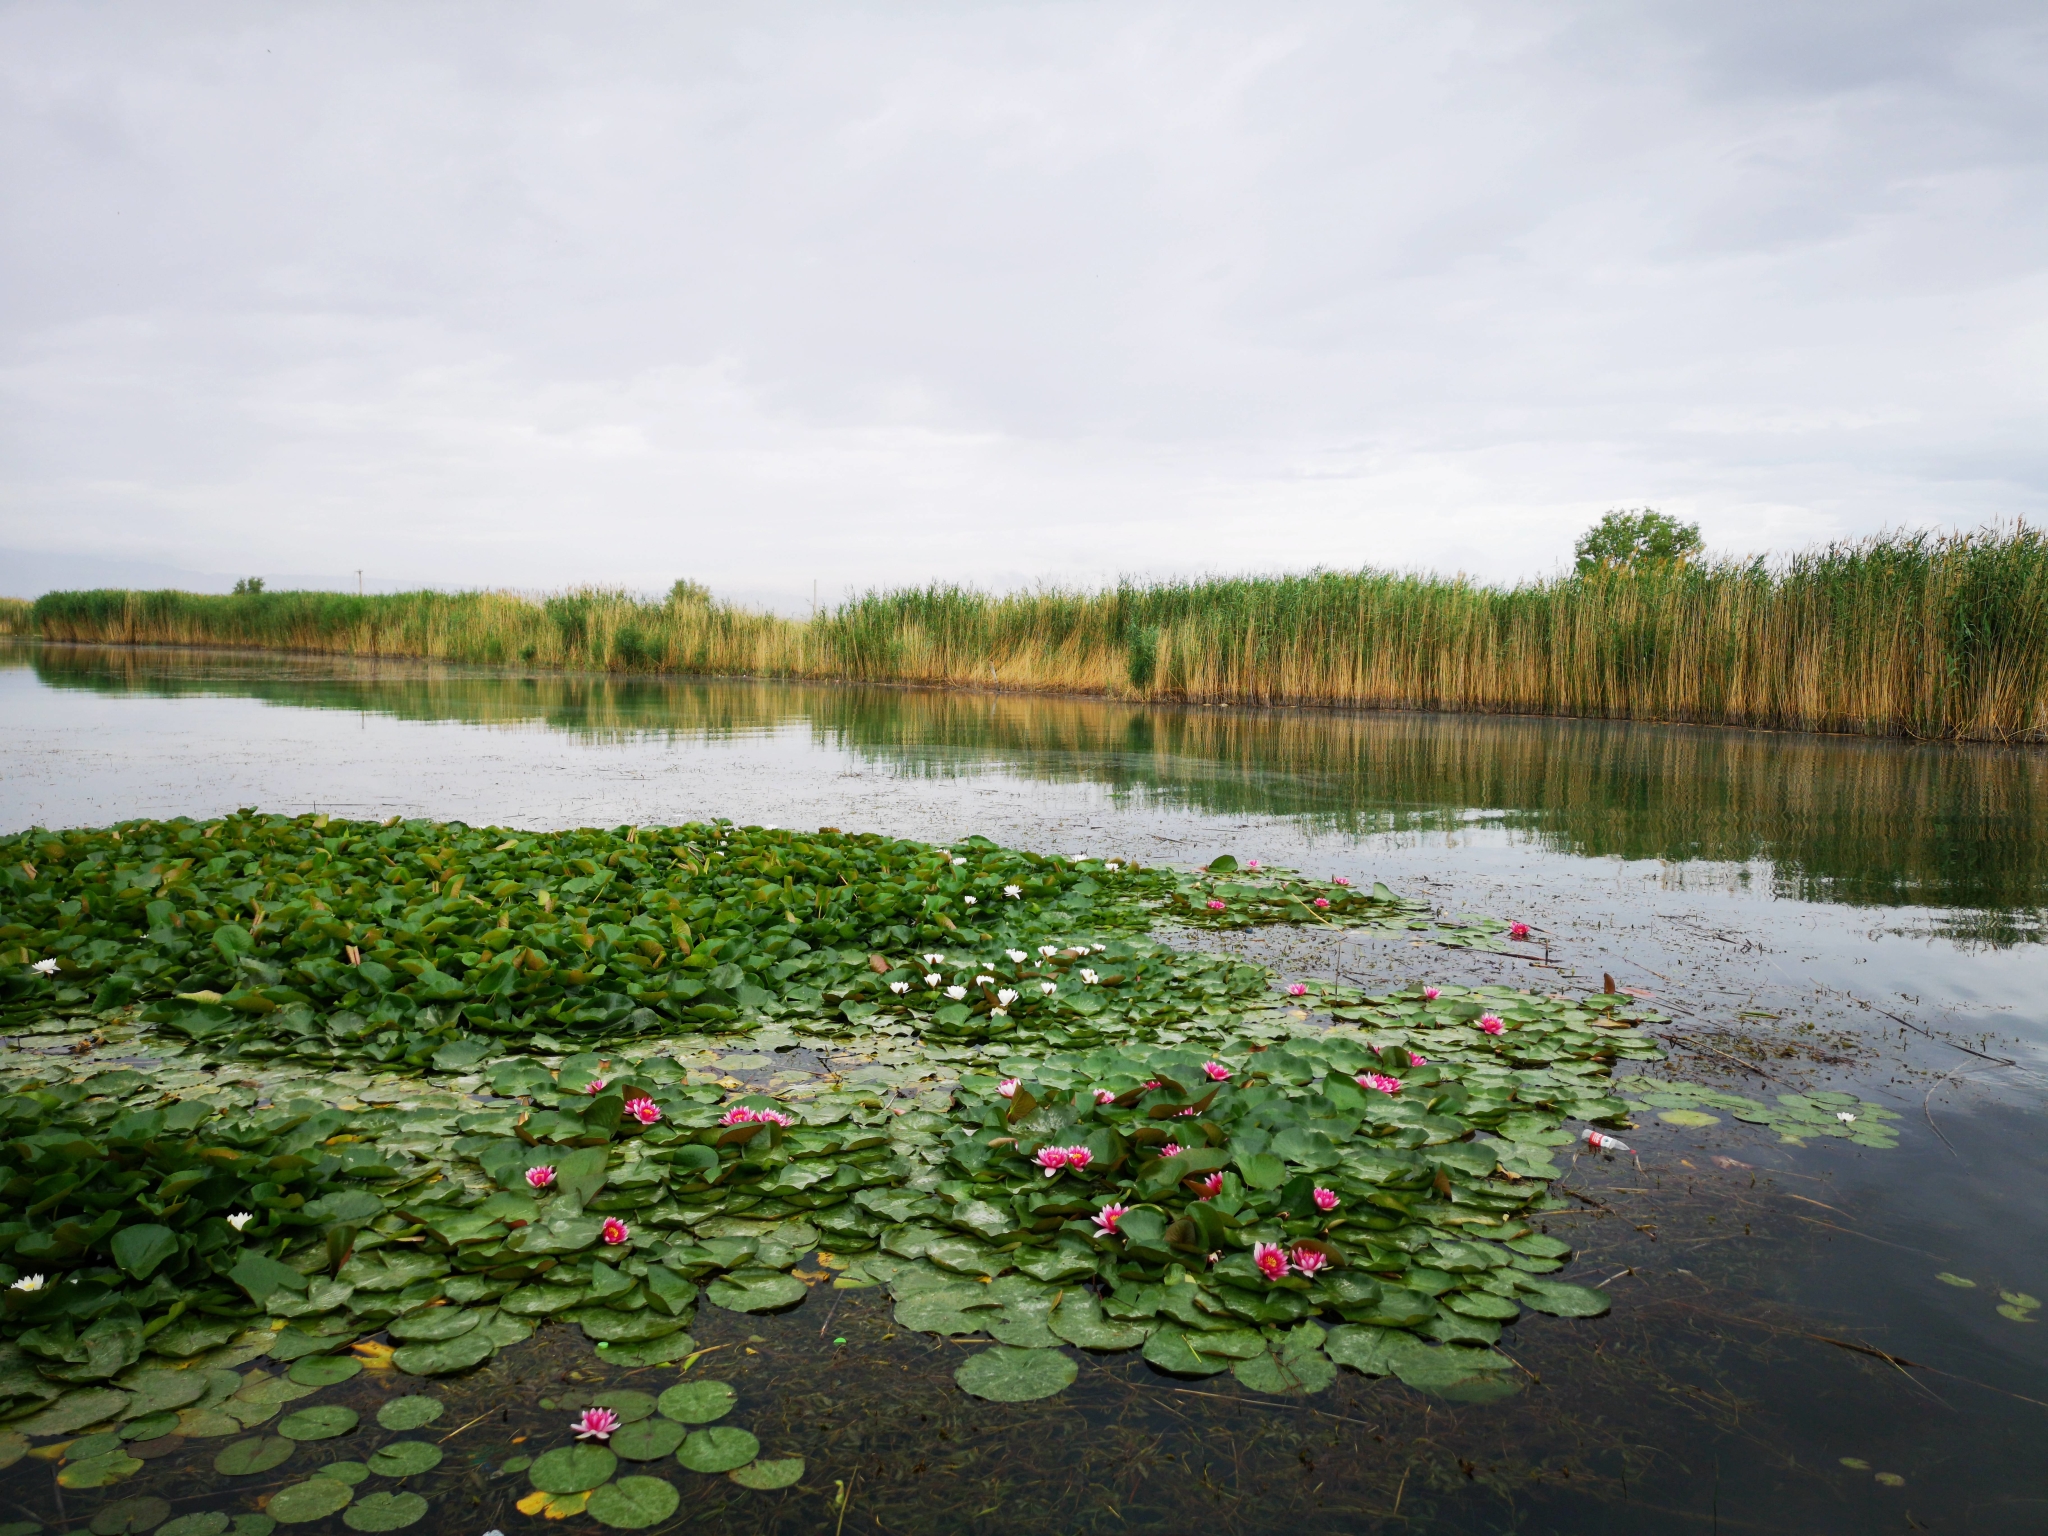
[350,1340,397,1369]
[515,1491,551,1517]
[543,1492,590,1519]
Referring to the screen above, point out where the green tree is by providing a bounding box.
[232,577,266,595]
[666,578,712,607]
[1574,509,1703,575]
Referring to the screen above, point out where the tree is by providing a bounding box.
[232,577,266,595]
[666,579,712,607]
[1574,509,1702,575]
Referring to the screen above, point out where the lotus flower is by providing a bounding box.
[889,981,910,994]
[574,1407,620,1440]
[1287,983,1307,997]
[1079,969,1099,985]
[997,989,1019,1006]
[1479,1014,1504,1035]
[1313,897,1330,909]
[1312,1186,1339,1212]
[1004,885,1022,898]
[10,1274,45,1292]
[1194,1171,1224,1200]
[997,1078,1020,1098]
[925,973,943,986]
[1095,1088,1116,1104]
[1038,945,1059,958]
[600,1218,630,1245]
[1207,899,1226,912]
[1290,1246,1329,1277]
[1423,986,1440,1000]
[1062,1145,1093,1172]
[1202,1061,1230,1081]
[623,1096,661,1125]
[1253,1242,1290,1281]
[29,958,57,975]
[1040,982,1057,995]
[526,1166,556,1189]
[226,1211,256,1231]
[1161,1142,1183,1159]
[1093,1204,1127,1233]
[1357,1072,1403,1095]
[946,986,968,1001]
[1034,1146,1070,1176]
[1508,921,1531,940]
[584,1079,607,1096]
[962,895,977,906]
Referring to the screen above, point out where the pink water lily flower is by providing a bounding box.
[525,1165,556,1190]
[1479,1013,1504,1035]
[1357,1072,1403,1095]
[721,1104,793,1128]
[1289,1246,1329,1277]
[1423,986,1440,1001]
[623,1096,661,1125]
[573,1407,620,1441]
[1034,1146,1071,1176]
[997,1078,1020,1098]
[1142,1079,1162,1092]
[600,1218,630,1245]
[1508,921,1531,940]
[1093,1203,1127,1233]
[1247,859,1260,871]
[1160,1142,1183,1159]
[1194,1171,1224,1200]
[1313,897,1330,909]
[1333,876,1351,887]
[1062,1145,1093,1172]
[1286,983,1307,997]
[1253,1242,1290,1281]
[1407,1051,1428,1067]
[1203,1061,1231,1081]
[584,1079,608,1096]
[1207,899,1226,912]
[1312,1185,1339,1212]
[1095,1088,1116,1105]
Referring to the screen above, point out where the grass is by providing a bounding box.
[0,597,29,635]
[22,524,2048,741]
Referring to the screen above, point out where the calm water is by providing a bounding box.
[4,640,2046,1535]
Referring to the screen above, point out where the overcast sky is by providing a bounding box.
[2,1,2044,608]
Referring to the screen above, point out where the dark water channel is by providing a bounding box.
[3,641,2046,1535]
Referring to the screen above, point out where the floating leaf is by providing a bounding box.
[705,1270,809,1314]
[159,1515,233,1536]
[1657,1109,1721,1127]
[59,1450,144,1488]
[954,1346,1077,1403]
[676,1427,760,1473]
[730,1457,805,1490]
[588,1390,658,1424]
[598,1334,698,1368]
[277,1406,358,1442]
[313,1462,368,1486]
[374,1397,444,1432]
[656,1381,736,1424]
[1515,1279,1611,1318]
[529,1444,618,1494]
[266,1478,353,1524]
[286,1355,361,1388]
[87,1495,171,1535]
[341,1492,429,1532]
[215,1437,295,1476]
[586,1476,682,1528]
[385,1308,481,1344]
[389,1331,495,1377]
[366,1441,443,1478]
[609,1419,687,1460]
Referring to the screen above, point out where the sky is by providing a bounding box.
[2,1,2045,609]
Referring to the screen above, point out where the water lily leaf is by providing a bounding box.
[88,1494,172,1534]
[286,1355,362,1387]
[122,1372,209,1417]
[341,1492,429,1532]
[609,1418,687,1460]
[676,1426,760,1473]
[1514,1278,1610,1318]
[954,1345,1076,1403]
[1048,1292,1151,1352]
[729,1457,805,1490]
[1011,1243,1099,1284]
[1232,1323,1336,1396]
[1390,1343,1518,1400]
[277,1405,358,1442]
[374,1397,444,1432]
[159,1514,233,1536]
[59,1449,144,1488]
[122,1410,180,1441]
[386,1308,481,1343]
[215,1437,295,1476]
[366,1440,443,1477]
[1443,1289,1521,1321]
[529,1444,618,1493]
[313,1462,368,1485]
[586,1476,681,1528]
[893,1294,995,1336]
[656,1380,736,1424]
[109,1225,181,1283]
[390,1330,495,1377]
[16,1387,130,1437]
[1324,1324,1405,1376]
[587,1390,657,1424]
[266,1478,353,1524]
[704,1270,808,1314]
[1657,1109,1720,1127]
[597,1334,698,1368]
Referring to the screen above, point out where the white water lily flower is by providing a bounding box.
[989,1008,1008,1018]
[29,958,57,975]
[962,895,977,905]
[1836,1111,1857,1123]
[9,1274,45,1292]
[227,1212,256,1231]
[924,973,943,987]
[946,986,968,1001]
[1038,945,1059,958]
[1080,968,1099,984]
[997,989,1019,1006]
[1091,944,1107,953]
[952,857,967,867]
[1003,885,1021,898]
[1006,949,1027,963]
[888,981,910,995]
[975,974,994,986]
[1040,982,1058,995]
[1105,862,1120,871]
[922,953,945,965]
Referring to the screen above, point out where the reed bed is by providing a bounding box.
[0,597,29,635]
[24,526,2048,741]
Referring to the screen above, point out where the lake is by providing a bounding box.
[3,639,2045,1535]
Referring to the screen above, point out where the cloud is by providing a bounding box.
[1,0,2043,608]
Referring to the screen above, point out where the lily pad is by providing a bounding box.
[597,1334,698,1368]
[609,1419,687,1460]
[567,1309,685,1344]
[374,1397,444,1432]
[313,1462,368,1485]
[529,1444,618,1493]
[366,1440,443,1478]
[286,1355,362,1387]
[730,1457,805,1490]
[88,1495,172,1534]
[1515,1278,1611,1318]
[954,1346,1077,1403]
[385,1308,481,1344]
[705,1270,809,1314]
[215,1437,295,1476]
[341,1493,429,1532]
[1049,1292,1150,1352]
[586,1476,681,1529]
[277,1405,359,1442]
[1232,1323,1336,1395]
[588,1390,657,1424]
[267,1479,353,1524]
[159,1515,233,1536]
[676,1426,760,1473]
[122,1411,181,1440]
[15,1387,129,1436]
[59,1449,144,1488]
[390,1331,495,1377]
[656,1380,736,1424]
[1657,1109,1721,1127]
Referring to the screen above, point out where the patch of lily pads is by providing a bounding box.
[1616,1075,1901,1148]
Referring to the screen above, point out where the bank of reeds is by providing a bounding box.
[24,526,2048,741]
[0,598,29,635]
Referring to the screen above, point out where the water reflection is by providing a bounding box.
[19,640,2046,941]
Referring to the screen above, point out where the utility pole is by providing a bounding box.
[356,569,363,596]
